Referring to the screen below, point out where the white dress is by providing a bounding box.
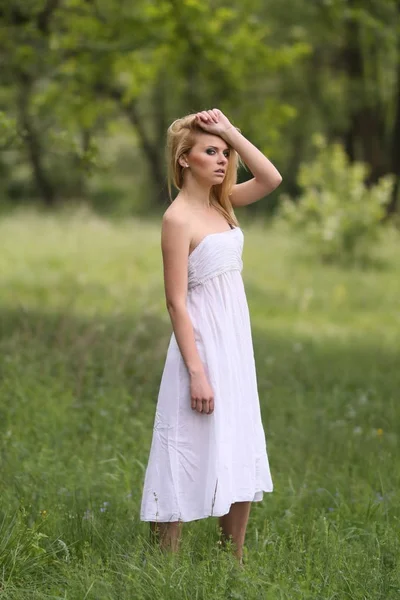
[140,225,273,523]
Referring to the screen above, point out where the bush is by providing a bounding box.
[280,137,394,264]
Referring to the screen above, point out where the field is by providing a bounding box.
[0,208,399,599]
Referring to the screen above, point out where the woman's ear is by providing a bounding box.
[179,155,189,168]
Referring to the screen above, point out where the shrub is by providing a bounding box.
[280,137,394,264]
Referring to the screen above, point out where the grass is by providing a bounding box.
[0,207,399,599]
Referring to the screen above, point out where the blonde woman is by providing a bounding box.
[140,108,282,564]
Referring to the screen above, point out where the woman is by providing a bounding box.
[140,108,282,563]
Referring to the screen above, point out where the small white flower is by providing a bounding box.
[358,393,368,405]
[346,406,356,419]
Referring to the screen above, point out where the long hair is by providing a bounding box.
[166,113,243,227]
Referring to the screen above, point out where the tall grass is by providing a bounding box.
[0,208,399,599]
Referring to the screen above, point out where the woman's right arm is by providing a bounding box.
[161,214,214,415]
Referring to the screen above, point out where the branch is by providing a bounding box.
[95,82,157,164]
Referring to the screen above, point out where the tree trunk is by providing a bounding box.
[95,83,167,208]
[152,73,170,205]
[342,7,388,184]
[123,101,167,207]
[18,79,56,206]
[387,19,400,214]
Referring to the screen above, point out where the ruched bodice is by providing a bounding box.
[188,227,244,290]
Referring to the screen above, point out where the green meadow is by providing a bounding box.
[0,208,399,599]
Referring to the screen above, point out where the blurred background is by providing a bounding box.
[0,0,399,221]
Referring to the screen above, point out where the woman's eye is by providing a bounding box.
[206,149,230,157]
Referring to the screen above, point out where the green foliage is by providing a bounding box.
[280,137,394,264]
[0,0,310,206]
[0,0,399,210]
[0,111,20,150]
[0,506,63,586]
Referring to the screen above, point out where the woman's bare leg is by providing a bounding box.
[149,521,182,552]
[218,501,251,563]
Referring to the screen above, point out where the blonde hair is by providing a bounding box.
[166,113,243,227]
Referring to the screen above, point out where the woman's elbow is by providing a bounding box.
[264,172,282,194]
[272,172,283,189]
[166,299,187,315]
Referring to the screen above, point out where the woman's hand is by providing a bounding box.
[195,108,233,138]
[190,369,214,415]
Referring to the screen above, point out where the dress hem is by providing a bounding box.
[140,487,273,523]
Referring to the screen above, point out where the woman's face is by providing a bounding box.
[183,133,230,186]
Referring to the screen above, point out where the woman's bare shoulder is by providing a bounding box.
[162,199,193,233]
[161,201,193,256]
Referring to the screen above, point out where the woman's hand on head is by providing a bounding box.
[195,108,233,137]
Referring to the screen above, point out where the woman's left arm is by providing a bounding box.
[222,127,283,207]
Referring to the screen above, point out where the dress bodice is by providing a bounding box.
[187,227,244,290]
